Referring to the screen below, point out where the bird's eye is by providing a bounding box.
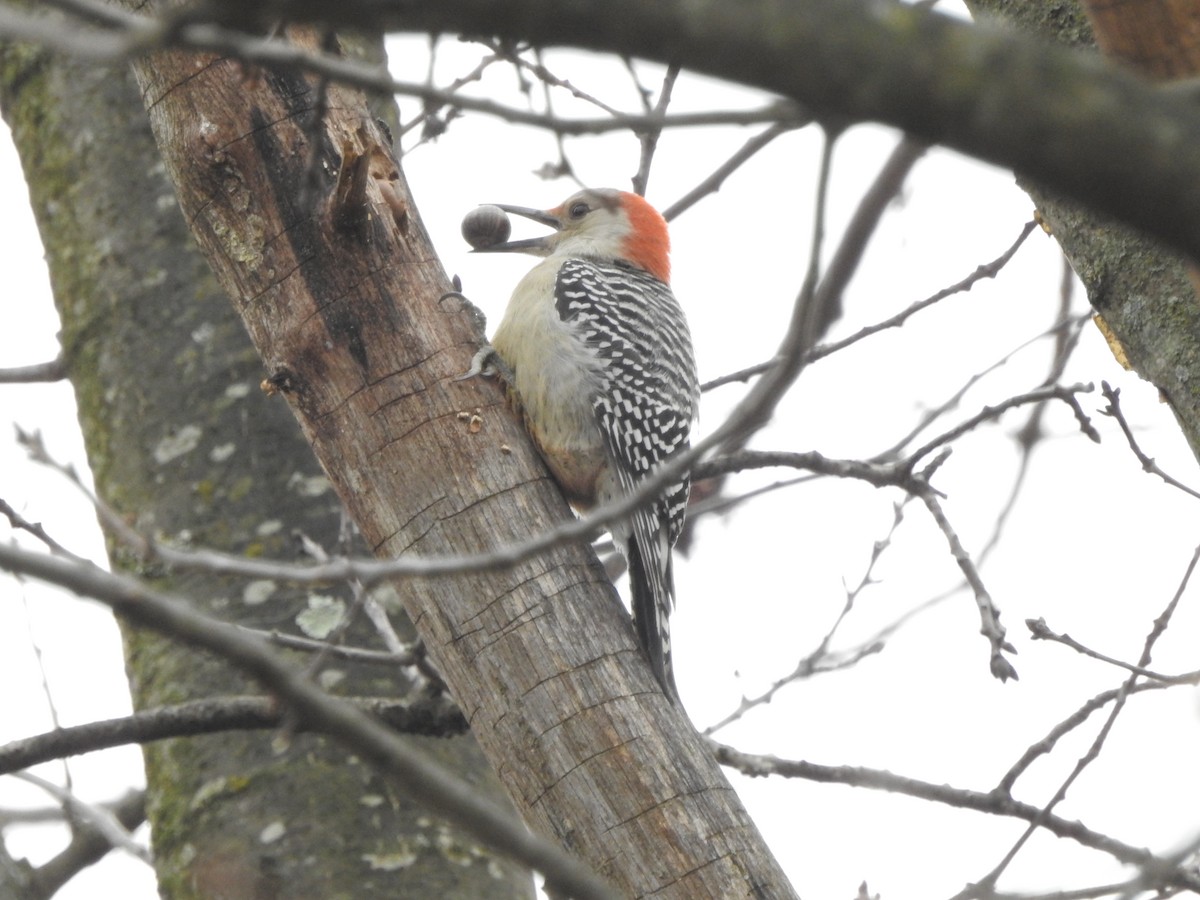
[569,202,590,219]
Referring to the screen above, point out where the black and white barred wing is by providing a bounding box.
[554,258,698,696]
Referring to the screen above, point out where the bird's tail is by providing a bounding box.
[627,532,678,702]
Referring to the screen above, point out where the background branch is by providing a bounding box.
[0,541,619,900]
[0,694,468,775]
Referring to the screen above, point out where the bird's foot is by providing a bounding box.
[455,343,514,384]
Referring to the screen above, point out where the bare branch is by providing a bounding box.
[496,40,624,117]
[712,125,838,444]
[964,543,1200,895]
[809,136,928,341]
[662,121,806,221]
[1101,381,1200,501]
[0,789,142,827]
[820,220,1042,369]
[248,627,415,665]
[629,63,678,196]
[524,46,578,182]
[874,325,1094,461]
[0,495,73,557]
[9,770,150,864]
[396,39,497,145]
[694,448,911,488]
[18,790,146,900]
[996,680,1168,796]
[702,220,1040,393]
[693,384,1097,486]
[973,273,1089,569]
[699,379,1098,687]
[1118,828,1200,900]
[693,471,912,730]
[987,883,1142,900]
[0,5,797,136]
[27,0,1200,261]
[0,695,467,775]
[909,383,1099,465]
[0,357,66,383]
[0,542,619,900]
[914,467,1019,682]
[707,739,1200,889]
[703,639,884,735]
[1026,617,1200,683]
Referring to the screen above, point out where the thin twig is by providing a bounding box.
[915,466,1018,682]
[0,495,74,557]
[630,64,679,196]
[19,790,146,900]
[974,276,1088,567]
[693,383,1096,488]
[1101,381,1200,501]
[0,694,468,775]
[871,315,1093,462]
[960,543,1200,897]
[10,771,151,864]
[714,125,837,449]
[808,136,928,342]
[0,357,66,383]
[1118,826,1200,900]
[996,681,1168,795]
[702,501,901,734]
[396,44,498,142]
[908,382,1098,465]
[704,642,883,736]
[662,121,806,221]
[528,47,577,182]
[702,220,1039,393]
[708,739,1200,890]
[249,627,414,665]
[494,41,624,117]
[1026,617,1199,684]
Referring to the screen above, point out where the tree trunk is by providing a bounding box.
[0,36,533,900]
[966,0,1200,463]
[116,19,795,900]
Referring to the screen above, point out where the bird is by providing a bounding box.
[466,188,699,700]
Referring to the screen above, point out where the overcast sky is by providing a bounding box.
[3,21,1200,900]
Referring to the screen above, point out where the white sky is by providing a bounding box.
[2,22,1199,900]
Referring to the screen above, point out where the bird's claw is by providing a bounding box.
[456,344,508,382]
[458,343,496,381]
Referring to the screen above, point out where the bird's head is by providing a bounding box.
[476,188,671,283]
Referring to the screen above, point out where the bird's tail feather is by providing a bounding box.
[628,536,678,702]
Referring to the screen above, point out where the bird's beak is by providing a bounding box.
[473,204,561,253]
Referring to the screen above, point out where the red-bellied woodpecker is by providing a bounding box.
[467,188,699,701]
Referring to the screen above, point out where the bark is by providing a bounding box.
[0,36,531,900]
[117,19,795,900]
[965,0,1200,463]
[1078,0,1200,75]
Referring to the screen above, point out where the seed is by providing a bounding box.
[461,204,512,249]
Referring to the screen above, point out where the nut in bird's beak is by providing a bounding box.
[471,204,562,253]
